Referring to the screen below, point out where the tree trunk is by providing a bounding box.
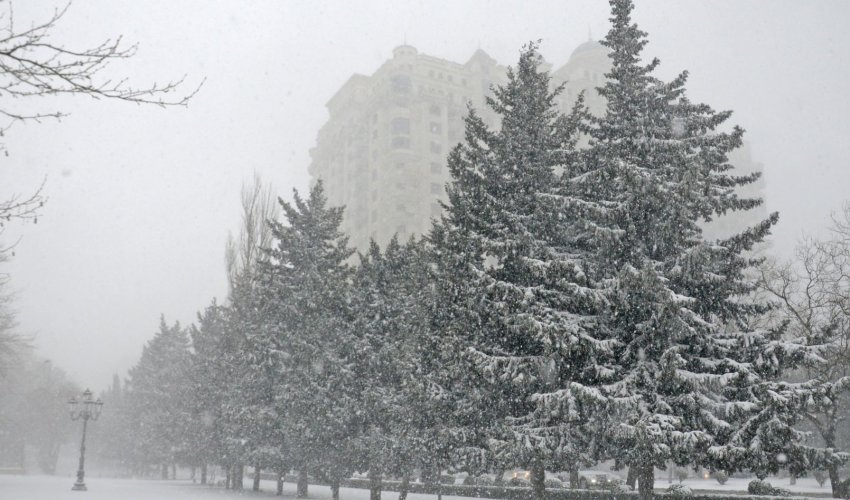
[232,464,244,490]
[369,468,383,500]
[225,466,232,489]
[569,467,579,489]
[297,470,309,498]
[828,464,850,499]
[626,466,637,491]
[398,474,410,500]
[172,463,177,480]
[277,470,284,496]
[201,464,207,485]
[253,464,261,491]
[494,467,505,486]
[530,460,546,500]
[637,463,654,500]
[331,477,341,500]
[161,463,169,480]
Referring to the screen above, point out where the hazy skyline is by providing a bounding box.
[4,1,850,389]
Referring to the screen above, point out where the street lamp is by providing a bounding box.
[68,388,104,491]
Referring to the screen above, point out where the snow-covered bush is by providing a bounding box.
[714,471,728,485]
[747,479,790,496]
[676,469,689,483]
[544,477,564,489]
[666,484,693,498]
[814,470,828,487]
[474,475,495,486]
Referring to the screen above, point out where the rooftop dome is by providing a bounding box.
[569,40,607,59]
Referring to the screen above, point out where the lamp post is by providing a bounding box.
[68,388,103,491]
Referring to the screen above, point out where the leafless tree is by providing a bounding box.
[225,172,279,293]
[760,203,850,498]
[0,0,203,228]
[0,251,29,374]
[0,0,201,367]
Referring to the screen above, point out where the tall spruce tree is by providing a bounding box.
[258,181,358,500]
[125,316,193,477]
[351,237,440,500]
[187,300,245,486]
[583,1,838,497]
[429,43,610,500]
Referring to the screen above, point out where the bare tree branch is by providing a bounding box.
[226,172,279,293]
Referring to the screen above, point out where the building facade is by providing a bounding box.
[308,41,764,251]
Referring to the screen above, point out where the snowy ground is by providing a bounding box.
[0,474,836,499]
[0,474,473,500]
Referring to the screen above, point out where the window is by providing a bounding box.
[429,122,441,134]
[429,104,441,116]
[429,141,442,154]
[447,75,453,83]
[430,162,442,174]
[392,137,411,149]
[390,74,412,93]
[391,117,410,134]
[430,183,442,195]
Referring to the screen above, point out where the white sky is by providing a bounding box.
[4,1,850,389]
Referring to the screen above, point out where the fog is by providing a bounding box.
[4,0,850,390]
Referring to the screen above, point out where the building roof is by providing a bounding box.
[570,40,607,59]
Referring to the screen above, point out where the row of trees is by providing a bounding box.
[0,352,79,473]
[109,1,847,499]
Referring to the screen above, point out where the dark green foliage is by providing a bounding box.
[429,41,608,486]
[124,316,193,471]
[580,1,828,494]
[257,181,358,484]
[350,237,441,484]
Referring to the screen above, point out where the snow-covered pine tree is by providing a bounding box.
[429,42,611,500]
[258,181,358,500]
[583,1,837,497]
[350,236,441,500]
[227,259,292,491]
[124,316,193,477]
[187,300,254,486]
